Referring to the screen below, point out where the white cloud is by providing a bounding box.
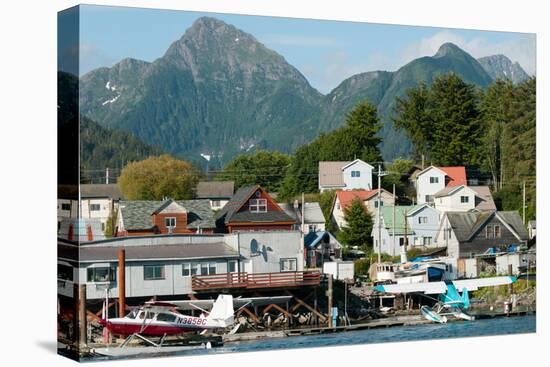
[399,30,536,75]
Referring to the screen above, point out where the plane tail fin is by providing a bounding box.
[461,287,470,309]
[207,294,234,327]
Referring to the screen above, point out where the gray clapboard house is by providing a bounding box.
[435,211,528,259]
[58,230,303,300]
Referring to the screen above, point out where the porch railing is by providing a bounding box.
[191,270,321,290]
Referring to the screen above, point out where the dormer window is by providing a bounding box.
[165,217,176,228]
[249,198,267,213]
[351,170,361,178]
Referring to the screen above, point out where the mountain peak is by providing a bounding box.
[434,42,467,58]
[477,54,529,83]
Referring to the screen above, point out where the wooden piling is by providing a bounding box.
[78,283,87,347]
[508,264,513,296]
[327,274,333,327]
[118,249,126,317]
[72,283,79,343]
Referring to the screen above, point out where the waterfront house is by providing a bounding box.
[304,231,343,268]
[318,159,374,192]
[435,211,529,259]
[215,185,296,233]
[415,166,467,204]
[434,185,496,213]
[279,201,326,233]
[115,199,216,236]
[196,181,234,210]
[58,183,123,233]
[332,189,395,230]
[371,204,442,256]
[58,230,308,300]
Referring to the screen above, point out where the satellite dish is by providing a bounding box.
[250,239,258,254]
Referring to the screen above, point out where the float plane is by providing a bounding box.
[374,276,517,324]
[94,294,291,357]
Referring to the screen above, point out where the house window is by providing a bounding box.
[445,228,452,240]
[144,265,165,280]
[308,224,318,232]
[249,198,267,213]
[494,225,501,238]
[280,258,297,272]
[61,203,71,211]
[430,177,439,184]
[182,263,191,277]
[228,260,237,273]
[165,217,176,228]
[191,263,199,276]
[460,196,469,203]
[486,225,493,239]
[425,195,434,203]
[90,204,101,211]
[336,203,341,210]
[423,237,432,246]
[58,264,73,281]
[211,200,221,208]
[351,171,361,178]
[374,201,383,208]
[209,263,217,275]
[399,238,405,246]
[418,216,428,224]
[87,266,116,282]
[200,263,209,276]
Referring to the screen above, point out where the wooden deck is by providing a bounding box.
[192,271,321,291]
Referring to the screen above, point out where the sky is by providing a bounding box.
[76,4,536,94]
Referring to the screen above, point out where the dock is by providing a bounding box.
[223,310,535,343]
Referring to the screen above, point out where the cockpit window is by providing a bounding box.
[156,313,177,322]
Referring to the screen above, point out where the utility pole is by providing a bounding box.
[376,165,388,264]
[402,209,409,264]
[522,180,526,225]
[106,167,110,184]
[392,184,396,260]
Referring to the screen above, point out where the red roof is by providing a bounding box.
[439,166,467,187]
[336,189,380,210]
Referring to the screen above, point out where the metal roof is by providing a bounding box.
[380,206,414,235]
[470,186,497,212]
[65,242,239,263]
[119,199,215,230]
[80,184,123,200]
[318,161,350,187]
[279,202,326,224]
[196,181,234,199]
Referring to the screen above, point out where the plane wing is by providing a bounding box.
[452,276,516,291]
[374,276,517,295]
[374,282,448,294]
[169,296,293,311]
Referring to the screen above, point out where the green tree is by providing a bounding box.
[478,79,515,190]
[338,198,373,250]
[393,82,432,160]
[214,150,290,192]
[279,99,383,199]
[382,158,414,203]
[318,190,337,231]
[104,208,118,238]
[118,155,201,200]
[392,73,482,167]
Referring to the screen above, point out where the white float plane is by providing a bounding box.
[374,276,517,324]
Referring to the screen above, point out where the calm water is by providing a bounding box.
[88,315,536,361]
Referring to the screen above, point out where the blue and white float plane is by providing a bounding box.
[374,276,517,324]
